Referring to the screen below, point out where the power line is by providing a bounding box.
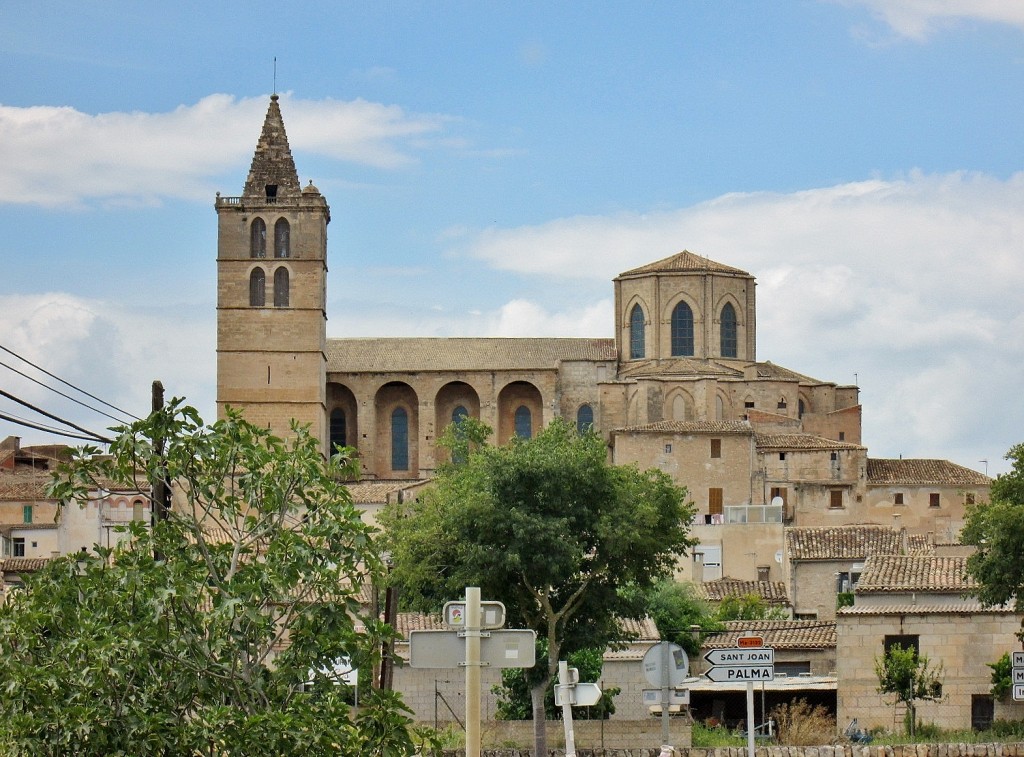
[0,410,109,443]
[0,387,112,444]
[0,342,140,421]
[0,357,130,425]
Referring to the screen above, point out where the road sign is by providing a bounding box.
[705,665,774,683]
[443,600,506,629]
[1014,684,1024,702]
[643,688,689,706]
[1014,652,1024,668]
[555,682,602,707]
[408,629,536,669]
[642,641,689,687]
[737,636,764,648]
[704,648,775,667]
[1013,668,1024,685]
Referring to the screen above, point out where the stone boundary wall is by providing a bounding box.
[438,741,1024,757]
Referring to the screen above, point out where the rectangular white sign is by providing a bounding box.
[1013,668,1024,684]
[1013,652,1024,669]
[704,648,774,666]
[705,665,774,683]
[642,688,690,705]
[1014,683,1024,702]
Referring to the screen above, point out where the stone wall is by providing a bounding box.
[437,741,1024,757]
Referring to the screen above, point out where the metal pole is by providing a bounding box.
[660,640,671,745]
[746,680,755,757]
[559,661,577,757]
[465,587,481,757]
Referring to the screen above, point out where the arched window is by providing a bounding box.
[514,405,532,439]
[576,404,594,434]
[798,399,806,418]
[391,407,409,471]
[273,267,289,307]
[249,268,265,307]
[451,405,469,463]
[274,218,290,258]
[720,302,738,358]
[629,304,645,360]
[716,395,725,421]
[671,301,695,356]
[452,405,469,424]
[250,218,266,258]
[329,408,347,453]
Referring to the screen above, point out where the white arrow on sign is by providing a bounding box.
[704,648,774,666]
[705,665,774,683]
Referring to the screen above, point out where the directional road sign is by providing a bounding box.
[737,636,764,648]
[1013,668,1024,685]
[554,682,602,707]
[1014,684,1024,702]
[705,665,774,683]
[1013,652,1024,668]
[704,648,774,667]
[642,641,689,688]
[408,629,536,669]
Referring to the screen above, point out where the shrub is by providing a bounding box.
[771,698,837,746]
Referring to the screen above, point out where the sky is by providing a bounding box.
[1,1,1022,475]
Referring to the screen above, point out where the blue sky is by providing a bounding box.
[1,1,1022,475]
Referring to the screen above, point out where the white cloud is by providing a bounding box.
[830,0,1024,40]
[0,293,215,445]
[0,94,449,207]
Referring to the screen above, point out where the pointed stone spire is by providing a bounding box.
[243,94,301,200]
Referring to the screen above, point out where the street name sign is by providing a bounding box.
[1013,652,1024,668]
[1012,668,1024,685]
[704,648,774,666]
[1014,684,1024,702]
[705,665,775,683]
[408,629,536,669]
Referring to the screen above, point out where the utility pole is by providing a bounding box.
[150,381,171,559]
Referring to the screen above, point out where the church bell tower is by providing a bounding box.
[215,94,329,447]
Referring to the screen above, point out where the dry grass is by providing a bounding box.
[771,698,838,746]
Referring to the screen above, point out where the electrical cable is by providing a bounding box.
[0,410,109,443]
[0,342,140,421]
[0,388,112,443]
[0,358,129,425]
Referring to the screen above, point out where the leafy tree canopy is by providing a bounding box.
[380,417,695,754]
[0,401,419,756]
[874,643,944,737]
[962,443,1024,613]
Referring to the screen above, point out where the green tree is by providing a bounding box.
[988,652,1013,701]
[714,593,789,622]
[874,643,944,737]
[963,444,1024,616]
[645,580,720,655]
[380,418,696,756]
[0,401,420,756]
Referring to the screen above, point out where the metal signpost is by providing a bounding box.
[642,641,689,748]
[1012,652,1024,701]
[408,588,536,757]
[554,660,603,757]
[704,636,774,757]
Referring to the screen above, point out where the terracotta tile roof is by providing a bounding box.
[750,362,831,385]
[617,250,751,278]
[838,600,1013,616]
[0,469,57,500]
[614,420,753,435]
[0,557,51,572]
[345,480,427,504]
[855,554,975,593]
[704,620,836,650]
[867,459,990,486]
[786,525,932,561]
[326,337,617,374]
[698,578,790,605]
[755,433,863,451]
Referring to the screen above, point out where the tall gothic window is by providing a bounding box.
[514,405,532,439]
[391,407,409,471]
[720,302,737,358]
[274,218,290,258]
[451,405,469,463]
[249,268,265,307]
[629,304,645,360]
[273,267,289,307]
[576,404,594,434]
[329,408,347,453]
[250,218,266,258]
[671,301,695,356]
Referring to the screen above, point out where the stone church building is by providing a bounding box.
[216,96,989,598]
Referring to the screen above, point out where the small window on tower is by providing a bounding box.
[265,184,278,200]
[274,218,290,258]
[273,267,289,307]
[250,218,266,258]
[249,268,266,307]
